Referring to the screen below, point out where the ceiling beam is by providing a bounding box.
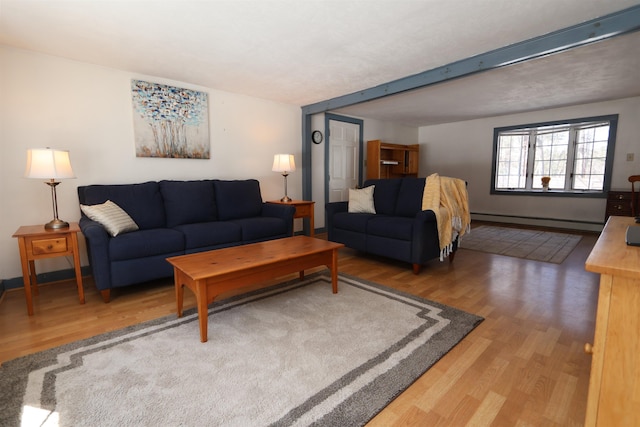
[301,5,640,115]
[300,4,640,204]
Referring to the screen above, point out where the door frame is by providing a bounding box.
[324,113,364,206]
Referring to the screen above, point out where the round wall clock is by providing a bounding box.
[311,130,323,144]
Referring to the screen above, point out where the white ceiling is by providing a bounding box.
[336,30,640,126]
[2,0,640,126]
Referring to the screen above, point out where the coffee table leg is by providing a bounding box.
[331,248,338,294]
[196,281,208,343]
[174,269,184,318]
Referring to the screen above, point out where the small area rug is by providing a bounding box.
[0,272,482,427]
[459,225,582,263]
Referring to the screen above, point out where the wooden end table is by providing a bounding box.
[167,236,343,342]
[12,223,84,315]
[267,199,315,237]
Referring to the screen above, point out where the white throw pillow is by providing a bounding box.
[81,200,139,237]
[348,186,376,214]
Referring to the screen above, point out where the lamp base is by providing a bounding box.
[280,196,292,202]
[45,219,70,230]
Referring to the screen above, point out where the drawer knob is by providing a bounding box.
[584,343,594,354]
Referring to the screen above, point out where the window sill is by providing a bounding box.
[491,189,606,198]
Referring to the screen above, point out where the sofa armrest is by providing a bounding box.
[411,209,441,264]
[414,209,438,223]
[413,209,439,246]
[261,203,296,236]
[325,201,349,241]
[326,201,348,216]
[79,217,112,291]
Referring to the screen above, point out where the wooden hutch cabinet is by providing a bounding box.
[366,140,419,180]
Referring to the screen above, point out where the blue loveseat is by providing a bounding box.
[325,177,456,274]
[78,179,295,302]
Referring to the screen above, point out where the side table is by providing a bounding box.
[12,222,84,315]
[267,200,315,237]
[605,190,632,221]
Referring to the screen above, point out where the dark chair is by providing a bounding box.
[630,175,640,216]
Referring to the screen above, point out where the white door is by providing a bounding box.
[328,120,360,202]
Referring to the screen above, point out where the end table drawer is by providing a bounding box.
[294,204,313,217]
[31,237,68,255]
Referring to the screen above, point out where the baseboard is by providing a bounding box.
[471,213,604,233]
[3,266,93,290]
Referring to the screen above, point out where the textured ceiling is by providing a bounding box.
[335,31,640,126]
[1,0,640,126]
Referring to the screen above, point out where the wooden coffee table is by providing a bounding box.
[166,236,344,342]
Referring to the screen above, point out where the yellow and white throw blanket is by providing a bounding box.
[421,173,471,260]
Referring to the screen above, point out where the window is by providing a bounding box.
[491,115,618,196]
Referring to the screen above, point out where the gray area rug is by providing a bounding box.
[459,225,582,263]
[0,272,482,427]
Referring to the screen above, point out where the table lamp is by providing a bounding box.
[25,148,76,229]
[272,154,295,202]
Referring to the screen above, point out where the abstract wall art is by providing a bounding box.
[131,80,210,159]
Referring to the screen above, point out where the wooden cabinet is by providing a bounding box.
[605,190,632,220]
[584,216,640,426]
[366,140,419,180]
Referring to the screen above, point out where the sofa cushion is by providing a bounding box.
[110,255,178,289]
[109,228,184,261]
[348,186,376,213]
[78,182,166,229]
[332,212,376,233]
[367,216,414,241]
[366,235,412,263]
[395,178,426,217]
[230,217,289,241]
[213,179,263,220]
[363,179,401,216]
[174,221,242,250]
[80,200,139,237]
[160,180,217,228]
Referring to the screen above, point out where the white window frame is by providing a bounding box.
[491,115,618,197]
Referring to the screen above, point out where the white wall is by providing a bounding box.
[309,113,418,228]
[361,119,419,146]
[419,97,640,230]
[0,46,301,281]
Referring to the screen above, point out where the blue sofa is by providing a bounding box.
[78,179,295,302]
[325,177,456,274]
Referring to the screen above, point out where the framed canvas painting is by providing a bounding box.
[131,80,210,159]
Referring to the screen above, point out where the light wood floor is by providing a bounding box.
[0,225,600,426]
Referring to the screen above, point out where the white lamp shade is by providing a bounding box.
[272,154,296,173]
[25,148,76,179]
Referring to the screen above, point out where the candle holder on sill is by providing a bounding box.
[541,176,551,191]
